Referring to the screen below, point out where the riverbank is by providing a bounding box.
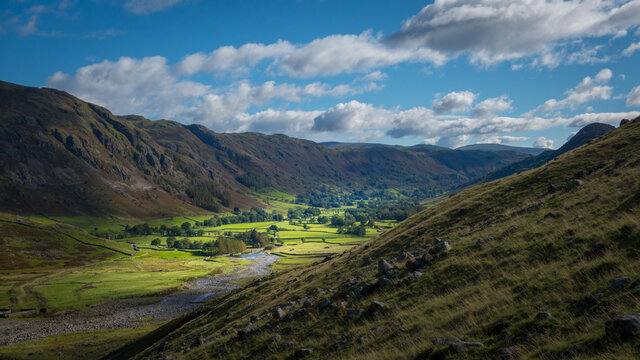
[0,255,277,347]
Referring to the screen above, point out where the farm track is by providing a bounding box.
[0,254,277,347]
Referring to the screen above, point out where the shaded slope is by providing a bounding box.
[0,81,531,218]
[469,123,615,186]
[456,143,545,155]
[118,118,640,360]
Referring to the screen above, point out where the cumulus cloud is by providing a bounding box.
[176,32,446,78]
[472,95,513,118]
[534,69,613,112]
[533,137,554,149]
[622,42,640,56]
[124,0,184,15]
[476,135,528,144]
[433,91,476,114]
[386,0,640,65]
[45,56,376,136]
[566,111,640,127]
[627,86,640,106]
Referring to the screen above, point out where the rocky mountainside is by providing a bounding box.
[0,81,530,219]
[113,117,640,359]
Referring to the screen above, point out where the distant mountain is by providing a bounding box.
[456,143,546,155]
[467,122,616,186]
[0,81,531,218]
[320,142,393,149]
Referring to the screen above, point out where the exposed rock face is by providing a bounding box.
[378,259,393,274]
[606,313,640,340]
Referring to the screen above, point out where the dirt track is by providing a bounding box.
[0,255,277,346]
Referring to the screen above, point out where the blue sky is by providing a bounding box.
[2,0,640,149]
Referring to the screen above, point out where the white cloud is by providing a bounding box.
[18,15,38,36]
[534,68,613,112]
[472,95,513,118]
[533,137,554,149]
[626,86,640,106]
[433,91,476,114]
[476,135,528,144]
[387,0,640,66]
[124,0,184,15]
[46,56,370,135]
[622,42,640,56]
[175,32,446,78]
[567,111,640,127]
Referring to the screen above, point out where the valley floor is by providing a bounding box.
[0,254,277,358]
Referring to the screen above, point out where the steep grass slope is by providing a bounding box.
[117,118,640,359]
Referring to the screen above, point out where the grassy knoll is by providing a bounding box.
[122,120,640,360]
[0,324,158,360]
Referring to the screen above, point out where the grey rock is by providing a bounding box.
[566,179,583,189]
[431,337,461,346]
[430,239,451,254]
[250,315,259,323]
[273,307,286,320]
[346,308,364,317]
[499,347,514,359]
[534,311,552,321]
[266,334,281,347]
[397,251,414,262]
[410,271,423,279]
[376,277,392,287]
[610,276,632,291]
[449,341,483,353]
[294,348,313,359]
[367,301,385,313]
[237,323,254,339]
[620,118,630,126]
[378,259,393,274]
[605,313,640,340]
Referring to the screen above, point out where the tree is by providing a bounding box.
[151,238,161,246]
[166,237,176,248]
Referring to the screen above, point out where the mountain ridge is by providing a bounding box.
[0,80,531,218]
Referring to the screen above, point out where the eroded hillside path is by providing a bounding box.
[0,254,278,346]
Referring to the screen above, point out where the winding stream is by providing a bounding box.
[0,254,278,347]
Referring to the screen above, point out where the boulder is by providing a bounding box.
[273,307,286,320]
[610,276,632,291]
[367,301,385,313]
[566,179,583,189]
[605,313,640,340]
[406,259,423,270]
[376,277,392,287]
[266,333,281,347]
[534,311,552,321]
[430,239,451,254]
[378,259,393,274]
[449,341,483,354]
[397,251,414,262]
[620,118,630,126]
[250,315,259,323]
[237,323,255,339]
[410,271,423,279]
[346,308,364,317]
[294,348,313,359]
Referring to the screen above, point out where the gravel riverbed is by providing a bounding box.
[0,255,278,346]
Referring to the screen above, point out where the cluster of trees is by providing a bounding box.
[349,200,423,222]
[228,229,272,247]
[123,221,205,237]
[202,208,284,226]
[287,207,321,219]
[186,181,231,212]
[337,224,367,236]
[149,236,246,255]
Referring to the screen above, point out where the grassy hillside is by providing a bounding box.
[117,117,640,359]
[0,81,529,219]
